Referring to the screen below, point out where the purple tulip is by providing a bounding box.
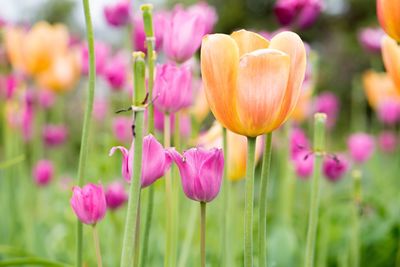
[290,127,310,160]
[377,100,400,125]
[323,154,349,182]
[43,124,68,147]
[294,151,314,179]
[81,41,110,75]
[187,2,218,34]
[109,134,172,188]
[33,160,54,186]
[104,0,131,27]
[70,183,107,225]
[274,0,322,30]
[153,63,192,113]
[103,53,127,90]
[112,116,132,142]
[358,27,385,53]
[378,131,397,153]
[163,5,207,63]
[105,182,128,210]
[168,147,224,203]
[315,92,339,129]
[347,133,375,164]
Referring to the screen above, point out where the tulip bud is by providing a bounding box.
[104,0,131,27]
[105,182,128,210]
[378,131,397,153]
[168,147,224,203]
[33,159,54,186]
[347,133,375,164]
[322,154,348,182]
[43,124,68,147]
[70,183,107,225]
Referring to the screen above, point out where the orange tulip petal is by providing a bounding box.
[382,36,400,91]
[231,30,270,57]
[377,0,400,41]
[269,31,307,123]
[201,34,243,133]
[236,49,290,137]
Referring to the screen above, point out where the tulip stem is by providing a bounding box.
[258,132,272,267]
[200,202,207,267]
[140,186,154,267]
[350,169,362,267]
[93,225,103,267]
[304,113,327,267]
[76,0,96,265]
[164,113,172,267]
[244,137,257,267]
[221,127,229,267]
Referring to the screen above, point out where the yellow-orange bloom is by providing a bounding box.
[362,70,400,109]
[201,30,306,137]
[377,0,400,42]
[291,84,313,123]
[190,80,210,124]
[4,27,26,72]
[382,36,400,91]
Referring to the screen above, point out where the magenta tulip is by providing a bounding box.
[323,154,349,182]
[290,127,310,160]
[103,53,127,90]
[22,91,34,142]
[168,147,224,203]
[347,133,375,164]
[81,41,110,75]
[187,2,218,34]
[70,183,107,225]
[105,182,128,210]
[43,124,68,147]
[377,100,400,125]
[378,131,397,153]
[294,151,314,179]
[104,0,131,27]
[112,116,132,142]
[315,92,339,129]
[33,159,54,186]
[274,0,322,30]
[109,134,172,188]
[358,27,385,53]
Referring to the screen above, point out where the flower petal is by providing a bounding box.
[382,36,400,91]
[230,30,270,56]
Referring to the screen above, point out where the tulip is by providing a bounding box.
[163,5,207,63]
[290,127,310,159]
[105,182,128,210]
[103,53,128,90]
[81,41,110,75]
[347,133,375,164]
[70,183,107,225]
[43,124,68,147]
[377,100,400,125]
[187,2,218,34]
[168,147,224,202]
[4,26,26,73]
[358,27,385,53]
[294,151,314,179]
[104,0,131,27]
[153,63,192,114]
[22,91,34,142]
[109,134,172,188]
[322,154,349,182]
[201,30,306,137]
[191,80,210,124]
[274,0,322,30]
[377,0,400,42]
[112,116,132,142]
[314,92,339,129]
[33,160,54,186]
[37,89,55,109]
[381,36,400,91]
[4,74,19,99]
[378,131,397,153]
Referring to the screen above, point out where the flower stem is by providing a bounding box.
[92,225,103,267]
[258,132,272,267]
[304,113,327,267]
[200,202,206,267]
[350,169,362,267]
[164,113,172,267]
[244,137,257,267]
[76,0,96,265]
[221,127,229,267]
[120,52,146,267]
[140,186,154,267]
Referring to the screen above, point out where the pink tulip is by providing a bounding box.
[81,41,110,75]
[70,183,107,225]
[112,116,132,142]
[105,182,128,210]
[103,53,127,90]
[37,89,55,109]
[377,100,400,125]
[347,133,375,164]
[33,159,54,186]
[168,147,224,203]
[109,134,172,188]
[187,2,218,34]
[104,0,131,27]
[163,5,207,63]
[22,91,34,142]
[93,98,108,122]
[290,127,310,159]
[323,154,349,182]
[378,131,397,153]
[294,151,314,179]
[153,63,192,113]
[315,92,339,129]
[274,0,322,30]
[358,27,385,53]
[43,124,68,147]
[5,74,19,99]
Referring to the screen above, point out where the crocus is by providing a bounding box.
[274,0,323,30]
[153,63,192,113]
[201,30,306,137]
[33,160,54,186]
[105,182,128,210]
[43,124,68,147]
[104,0,131,27]
[70,183,107,225]
[377,0,400,42]
[314,92,339,129]
[103,53,128,90]
[163,5,207,63]
[347,133,375,164]
[322,154,349,182]
[381,36,400,91]
[112,116,132,142]
[377,100,400,125]
[81,41,110,75]
[378,131,397,153]
[168,147,224,202]
[109,134,172,188]
[294,151,314,179]
[187,2,218,34]
[358,27,385,53]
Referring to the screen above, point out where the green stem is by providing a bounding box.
[258,132,273,267]
[93,225,103,267]
[0,258,73,267]
[304,113,327,267]
[76,0,96,265]
[350,169,362,267]
[164,113,172,267]
[200,202,206,267]
[120,52,146,267]
[244,137,257,267]
[221,128,229,267]
[171,114,180,267]
[133,198,141,267]
[140,186,154,267]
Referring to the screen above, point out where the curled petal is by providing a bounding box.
[230,30,270,56]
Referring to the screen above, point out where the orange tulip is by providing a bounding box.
[4,27,26,73]
[362,70,400,109]
[291,84,313,123]
[201,30,306,137]
[377,0,400,42]
[382,36,400,91]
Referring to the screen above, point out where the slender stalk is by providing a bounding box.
[304,113,327,267]
[171,114,180,267]
[350,169,362,267]
[258,132,273,267]
[120,52,146,267]
[200,202,206,267]
[164,113,172,267]
[93,225,103,267]
[244,137,257,267]
[221,128,229,266]
[76,0,96,265]
[133,199,141,267]
[140,186,154,267]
